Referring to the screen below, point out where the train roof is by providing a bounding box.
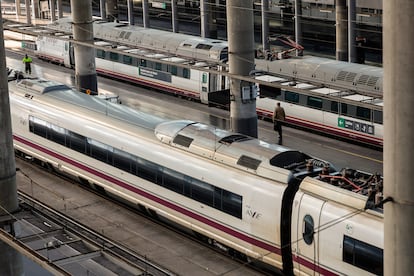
[255,55,383,95]
[155,120,334,184]
[47,18,228,63]
[10,77,165,130]
[255,74,383,110]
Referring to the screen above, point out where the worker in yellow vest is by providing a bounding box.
[22,54,32,74]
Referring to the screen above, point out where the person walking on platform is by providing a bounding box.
[22,54,32,74]
[272,102,286,145]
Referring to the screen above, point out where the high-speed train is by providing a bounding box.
[8,72,384,275]
[32,18,384,147]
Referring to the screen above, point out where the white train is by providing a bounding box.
[33,18,384,147]
[9,73,384,275]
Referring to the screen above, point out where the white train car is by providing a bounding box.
[9,75,384,275]
[255,77,383,147]
[37,19,385,147]
[255,56,383,95]
[47,18,229,63]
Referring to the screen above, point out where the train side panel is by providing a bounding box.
[35,36,73,67]
[292,179,383,275]
[256,97,383,147]
[10,92,286,270]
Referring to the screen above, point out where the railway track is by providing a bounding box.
[16,154,275,275]
[16,189,176,276]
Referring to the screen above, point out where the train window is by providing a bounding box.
[29,116,48,139]
[374,110,383,124]
[343,235,383,275]
[48,124,67,146]
[183,68,190,79]
[123,55,132,65]
[220,48,228,62]
[139,59,147,67]
[331,101,339,112]
[155,62,162,71]
[285,91,299,103]
[196,44,212,50]
[213,187,223,209]
[259,85,281,99]
[331,102,348,114]
[113,149,132,173]
[68,131,87,154]
[356,106,371,120]
[109,52,119,61]
[136,158,158,183]
[162,168,185,193]
[170,65,178,76]
[222,191,242,219]
[202,73,208,84]
[190,178,214,206]
[88,138,112,163]
[307,96,323,109]
[96,49,105,59]
[302,215,314,245]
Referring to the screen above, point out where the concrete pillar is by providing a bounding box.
[171,0,178,33]
[105,0,118,22]
[57,0,62,18]
[348,0,356,62]
[142,0,149,28]
[127,0,134,25]
[49,0,55,21]
[25,0,31,25]
[384,1,414,275]
[70,0,98,95]
[294,0,302,56]
[261,0,270,53]
[15,0,21,19]
[32,0,40,19]
[335,0,348,61]
[100,0,106,20]
[200,0,208,38]
[227,0,257,137]
[0,12,19,216]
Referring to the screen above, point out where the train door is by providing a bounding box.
[64,42,75,68]
[200,72,210,104]
[292,193,325,275]
[68,42,75,68]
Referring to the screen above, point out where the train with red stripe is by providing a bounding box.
[33,18,383,148]
[9,72,383,275]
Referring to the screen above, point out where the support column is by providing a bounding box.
[142,0,149,28]
[200,0,208,38]
[227,0,257,137]
[100,0,106,20]
[0,11,19,216]
[57,0,62,18]
[49,0,55,21]
[171,0,178,33]
[25,0,31,25]
[335,0,348,61]
[70,0,98,95]
[384,1,414,275]
[294,0,302,56]
[348,0,356,62]
[16,0,21,19]
[127,0,134,25]
[261,0,270,53]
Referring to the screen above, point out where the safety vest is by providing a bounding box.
[23,57,32,63]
